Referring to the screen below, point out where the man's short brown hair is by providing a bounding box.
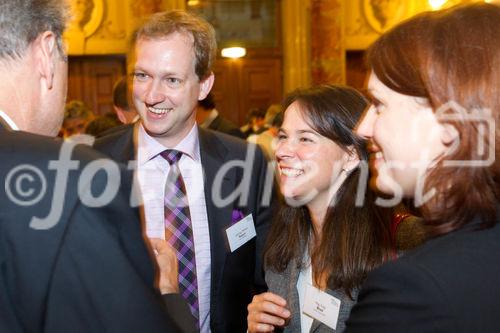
[130,10,217,81]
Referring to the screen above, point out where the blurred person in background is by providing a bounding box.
[248,110,283,161]
[85,112,122,137]
[196,92,245,138]
[112,76,139,124]
[241,107,266,138]
[61,99,94,137]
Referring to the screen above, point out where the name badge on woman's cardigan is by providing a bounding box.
[303,284,341,329]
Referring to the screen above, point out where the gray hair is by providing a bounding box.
[131,10,217,80]
[0,0,69,61]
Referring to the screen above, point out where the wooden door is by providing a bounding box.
[212,56,282,126]
[68,56,126,115]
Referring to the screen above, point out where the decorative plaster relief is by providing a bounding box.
[130,0,164,17]
[65,0,104,54]
[363,0,406,33]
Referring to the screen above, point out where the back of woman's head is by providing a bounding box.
[367,3,500,233]
[283,85,368,159]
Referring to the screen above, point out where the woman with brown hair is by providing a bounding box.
[247,85,394,332]
[346,3,500,332]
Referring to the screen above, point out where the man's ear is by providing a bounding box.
[34,31,59,90]
[114,106,127,124]
[198,72,214,100]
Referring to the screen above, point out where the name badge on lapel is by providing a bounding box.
[303,284,341,330]
[225,214,256,252]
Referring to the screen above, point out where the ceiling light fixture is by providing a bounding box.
[221,47,247,59]
[428,0,448,10]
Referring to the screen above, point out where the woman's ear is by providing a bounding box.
[440,123,460,158]
[343,146,361,172]
[441,123,459,146]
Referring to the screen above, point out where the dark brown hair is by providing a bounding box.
[367,3,500,235]
[112,77,130,111]
[265,85,394,295]
[198,92,216,110]
[131,10,217,80]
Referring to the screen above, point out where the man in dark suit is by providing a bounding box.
[196,93,245,139]
[94,10,274,332]
[0,1,193,332]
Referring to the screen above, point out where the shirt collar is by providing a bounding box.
[137,122,200,165]
[0,110,19,131]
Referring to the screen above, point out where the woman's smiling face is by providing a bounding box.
[275,102,350,207]
[356,72,453,198]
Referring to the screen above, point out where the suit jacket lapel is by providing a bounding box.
[198,128,235,311]
[124,123,139,162]
[104,124,137,163]
[287,260,302,331]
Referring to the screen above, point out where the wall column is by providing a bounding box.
[165,0,186,10]
[281,0,312,94]
[311,0,345,85]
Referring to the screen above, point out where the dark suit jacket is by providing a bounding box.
[208,115,245,139]
[94,124,275,332]
[346,212,500,332]
[0,125,186,332]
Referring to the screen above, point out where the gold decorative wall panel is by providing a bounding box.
[64,0,185,55]
[345,0,464,50]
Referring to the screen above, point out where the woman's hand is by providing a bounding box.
[149,238,179,294]
[247,292,291,332]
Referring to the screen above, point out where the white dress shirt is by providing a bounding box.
[137,123,212,332]
[0,110,19,130]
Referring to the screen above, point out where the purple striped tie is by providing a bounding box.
[160,149,199,325]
